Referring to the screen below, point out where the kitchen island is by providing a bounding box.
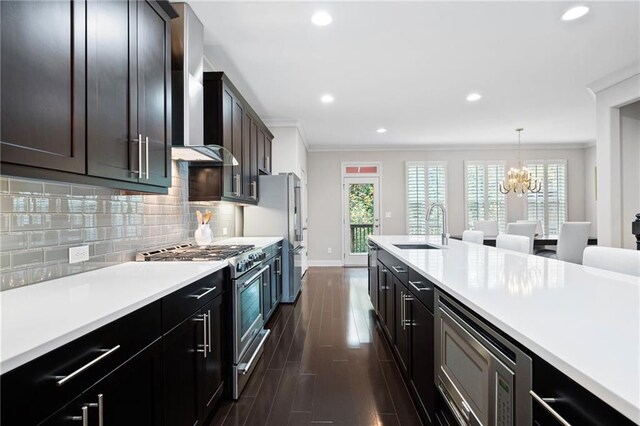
[369,235,639,425]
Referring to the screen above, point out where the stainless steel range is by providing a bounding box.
[137,242,272,399]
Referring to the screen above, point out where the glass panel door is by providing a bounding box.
[343,177,380,266]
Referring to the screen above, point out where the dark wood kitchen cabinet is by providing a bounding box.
[0,0,175,193]
[193,72,273,203]
[407,291,435,425]
[163,271,225,426]
[263,245,283,323]
[394,277,410,374]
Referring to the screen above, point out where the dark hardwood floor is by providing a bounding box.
[209,267,422,426]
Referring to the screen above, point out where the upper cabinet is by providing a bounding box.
[190,72,273,203]
[0,0,175,193]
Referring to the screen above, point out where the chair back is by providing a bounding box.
[516,220,543,236]
[473,220,499,237]
[462,230,484,245]
[556,222,591,264]
[496,234,530,254]
[506,223,537,253]
[583,247,640,277]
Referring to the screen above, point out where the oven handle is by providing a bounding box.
[240,265,270,290]
[238,329,271,375]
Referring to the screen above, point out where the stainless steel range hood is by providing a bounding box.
[170,3,237,165]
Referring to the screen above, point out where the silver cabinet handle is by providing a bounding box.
[190,286,217,300]
[194,313,208,357]
[276,257,282,275]
[380,268,388,273]
[56,346,120,386]
[145,136,150,179]
[530,390,572,426]
[401,292,405,329]
[233,174,241,196]
[131,134,142,176]
[86,393,104,426]
[392,266,406,274]
[207,309,212,353]
[238,330,270,374]
[251,180,257,199]
[404,293,414,328]
[71,405,89,426]
[408,280,432,292]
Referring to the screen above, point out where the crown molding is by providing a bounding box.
[307,141,594,153]
[587,61,640,95]
[263,119,309,150]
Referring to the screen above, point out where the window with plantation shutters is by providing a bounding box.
[526,160,567,235]
[406,162,447,235]
[465,161,507,232]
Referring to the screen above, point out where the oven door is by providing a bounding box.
[234,264,268,362]
[436,302,515,426]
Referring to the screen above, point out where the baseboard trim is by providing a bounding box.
[307,260,344,267]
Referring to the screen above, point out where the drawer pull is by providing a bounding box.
[392,266,406,273]
[56,346,120,386]
[70,405,89,426]
[530,390,572,426]
[190,286,217,300]
[409,280,432,292]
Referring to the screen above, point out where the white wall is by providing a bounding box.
[620,102,640,249]
[584,145,598,237]
[307,146,590,263]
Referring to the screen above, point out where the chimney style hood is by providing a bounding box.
[170,3,237,165]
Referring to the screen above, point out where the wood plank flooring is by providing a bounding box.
[209,267,422,426]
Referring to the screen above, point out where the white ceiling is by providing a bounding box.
[188,1,640,149]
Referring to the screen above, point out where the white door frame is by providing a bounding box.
[341,162,382,266]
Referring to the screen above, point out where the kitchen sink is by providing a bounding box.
[393,243,440,250]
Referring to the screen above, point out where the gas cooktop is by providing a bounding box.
[136,244,255,262]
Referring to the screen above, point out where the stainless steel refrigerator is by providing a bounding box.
[244,173,303,303]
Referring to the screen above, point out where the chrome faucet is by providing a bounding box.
[426,203,449,245]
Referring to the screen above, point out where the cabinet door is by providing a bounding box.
[222,88,234,197]
[394,278,410,374]
[262,262,273,320]
[231,99,244,197]
[264,134,272,174]
[40,394,87,426]
[257,128,266,173]
[384,269,395,342]
[271,256,281,307]
[409,298,435,424]
[137,0,171,187]
[369,251,378,314]
[86,0,140,182]
[83,339,164,426]
[242,112,253,199]
[377,264,387,321]
[250,120,259,198]
[0,0,86,173]
[200,296,224,419]
[163,311,205,426]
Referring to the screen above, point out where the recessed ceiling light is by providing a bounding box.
[466,93,482,102]
[320,94,334,103]
[311,11,332,26]
[562,6,589,21]
[376,128,387,134]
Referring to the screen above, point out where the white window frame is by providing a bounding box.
[524,159,568,235]
[464,160,508,232]
[405,161,448,235]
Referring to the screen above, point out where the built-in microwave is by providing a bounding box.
[435,290,532,425]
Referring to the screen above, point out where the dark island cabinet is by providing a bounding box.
[193,72,273,203]
[0,0,86,174]
[1,0,175,193]
[370,247,435,425]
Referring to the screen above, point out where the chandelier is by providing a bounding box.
[499,128,542,197]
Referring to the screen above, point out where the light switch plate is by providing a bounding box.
[69,245,89,263]
[385,212,392,218]
[222,227,228,235]
[327,247,332,254]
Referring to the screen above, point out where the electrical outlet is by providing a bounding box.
[222,227,228,235]
[385,211,392,218]
[327,247,332,254]
[69,245,89,264]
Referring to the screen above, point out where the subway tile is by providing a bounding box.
[44,246,69,263]
[84,200,99,214]
[71,185,95,197]
[70,214,85,227]
[11,249,44,268]
[60,198,85,213]
[9,178,43,195]
[1,269,29,291]
[43,182,71,196]
[104,252,124,263]
[30,264,61,284]
[112,239,130,252]
[59,229,83,244]
[0,233,28,251]
[60,263,84,276]
[0,177,9,193]
[29,230,59,248]
[94,187,118,196]
[0,214,10,232]
[32,197,60,213]
[12,214,44,231]
[1,253,10,270]
[1,195,30,213]
[44,214,72,229]
[93,241,114,255]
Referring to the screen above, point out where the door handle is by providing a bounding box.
[70,406,89,426]
[86,394,104,426]
[207,309,212,353]
[194,313,208,358]
[56,346,120,386]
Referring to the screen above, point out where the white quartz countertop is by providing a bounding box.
[0,261,227,374]
[213,236,283,249]
[369,235,640,424]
